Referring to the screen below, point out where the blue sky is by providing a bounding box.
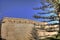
[0,0,39,19]
[0,0,59,24]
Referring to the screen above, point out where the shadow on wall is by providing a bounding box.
[0,19,6,40]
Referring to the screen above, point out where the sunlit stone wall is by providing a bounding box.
[1,17,58,40]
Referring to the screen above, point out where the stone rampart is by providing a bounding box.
[1,17,58,40]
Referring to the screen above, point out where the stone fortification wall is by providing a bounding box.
[1,17,58,40]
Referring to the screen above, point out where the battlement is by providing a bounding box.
[2,17,48,25]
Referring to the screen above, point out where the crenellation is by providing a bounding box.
[2,17,48,25]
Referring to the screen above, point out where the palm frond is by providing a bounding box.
[46,0,59,11]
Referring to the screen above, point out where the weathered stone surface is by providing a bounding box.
[1,23,34,40]
[1,17,59,40]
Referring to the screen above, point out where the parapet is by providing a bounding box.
[2,17,48,25]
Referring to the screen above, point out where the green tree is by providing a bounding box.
[33,0,59,40]
[46,0,60,38]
